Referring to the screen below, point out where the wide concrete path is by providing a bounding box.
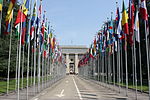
[1,75,149,100]
[31,75,130,100]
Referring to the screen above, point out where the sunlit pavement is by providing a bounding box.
[30,75,149,100]
[0,75,149,100]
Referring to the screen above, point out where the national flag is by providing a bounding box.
[140,0,148,21]
[128,0,135,46]
[89,46,94,59]
[5,0,16,34]
[5,10,13,34]
[15,23,20,39]
[15,9,26,26]
[109,13,113,35]
[93,38,97,55]
[116,7,122,39]
[39,0,42,19]
[31,2,36,26]
[30,2,36,40]
[22,0,30,16]
[134,10,140,42]
[21,22,26,45]
[122,0,129,35]
[5,0,16,22]
[0,0,3,11]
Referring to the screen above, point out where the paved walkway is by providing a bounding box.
[31,75,149,100]
[0,75,149,100]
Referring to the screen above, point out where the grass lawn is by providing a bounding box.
[0,75,53,94]
[107,81,149,92]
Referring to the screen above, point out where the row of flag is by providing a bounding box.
[79,0,149,67]
[0,0,63,63]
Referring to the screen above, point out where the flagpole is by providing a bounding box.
[100,54,102,83]
[27,0,33,99]
[6,10,14,94]
[15,39,19,91]
[144,20,150,99]
[42,52,44,90]
[108,52,111,88]
[0,0,3,35]
[120,41,123,90]
[125,34,128,96]
[18,4,23,99]
[21,45,25,90]
[37,37,41,92]
[138,40,142,92]
[131,46,135,88]
[98,54,100,81]
[105,52,108,87]
[113,43,115,91]
[117,39,121,93]
[33,25,37,95]
[31,46,33,86]
[102,54,104,85]
[133,30,138,100]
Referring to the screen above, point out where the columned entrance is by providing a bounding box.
[60,45,88,74]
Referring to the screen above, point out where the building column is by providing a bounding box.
[66,54,70,74]
[75,54,79,74]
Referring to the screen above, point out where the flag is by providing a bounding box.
[5,0,16,22]
[21,22,26,45]
[134,11,140,42]
[15,9,26,26]
[22,0,30,16]
[0,0,3,11]
[128,0,135,46]
[89,46,94,59]
[116,7,122,39]
[31,2,36,26]
[140,0,148,21]
[39,0,42,19]
[15,23,20,39]
[5,0,16,34]
[30,2,37,40]
[109,14,113,35]
[93,38,97,55]
[122,0,129,35]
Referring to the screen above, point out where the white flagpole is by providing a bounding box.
[125,34,128,96]
[42,52,44,90]
[37,36,41,92]
[120,42,124,90]
[31,46,33,86]
[27,0,33,99]
[6,10,14,94]
[18,4,23,99]
[117,39,121,93]
[98,54,100,81]
[113,43,115,91]
[15,39,19,91]
[21,45,25,89]
[102,54,104,84]
[33,25,37,94]
[133,31,138,100]
[131,46,135,88]
[144,20,150,99]
[139,41,142,92]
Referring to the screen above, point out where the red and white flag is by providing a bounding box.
[140,0,148,21]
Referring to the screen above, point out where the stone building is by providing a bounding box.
[60,45,88,74]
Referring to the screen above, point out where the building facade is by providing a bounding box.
[60,45,88,74]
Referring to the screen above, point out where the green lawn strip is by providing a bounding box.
[110,81,149,92]
[0,75,53,94]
